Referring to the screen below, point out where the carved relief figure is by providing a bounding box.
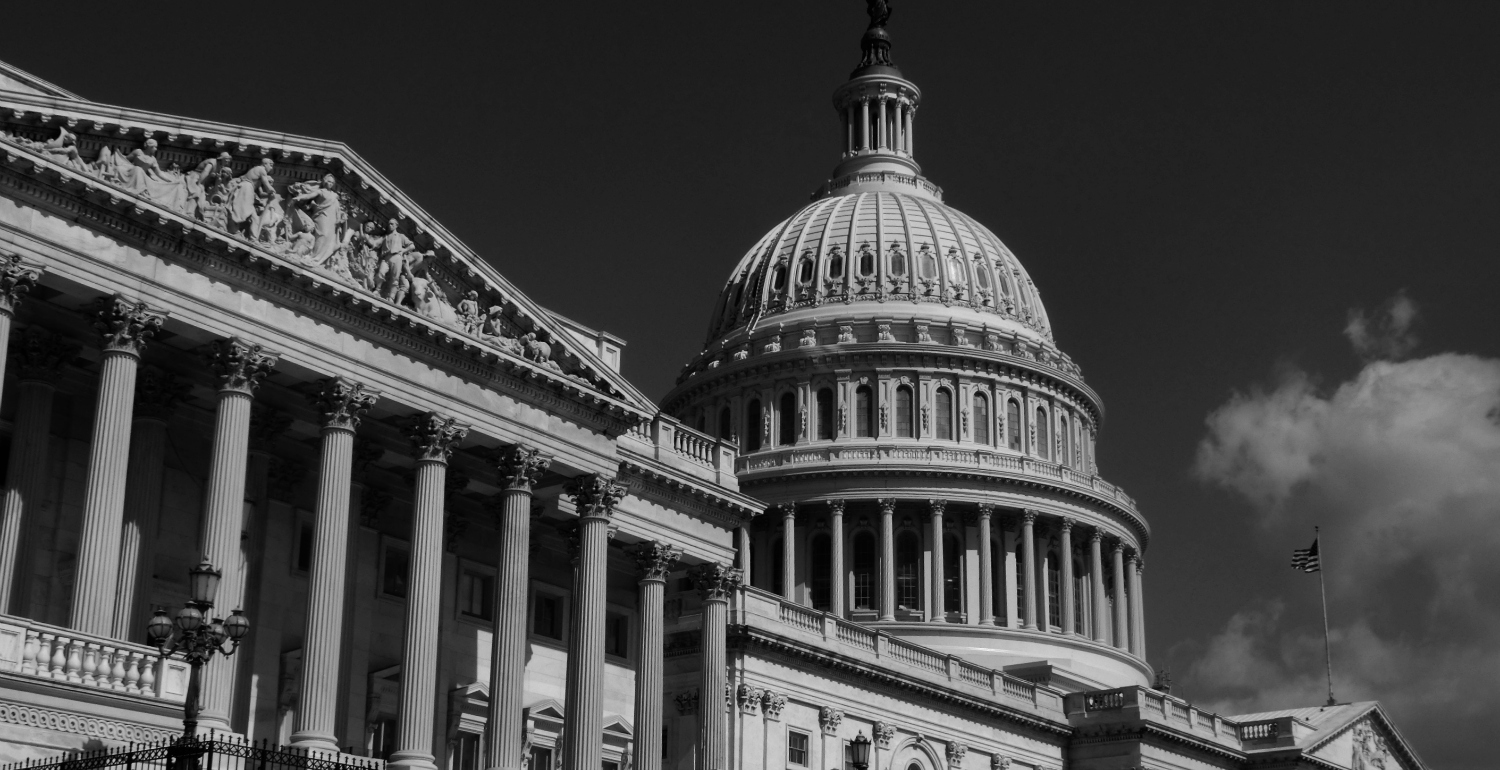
[374,218,417,304]
[289,174,344,269]
[457,291,482,334]
[96,138,188,210]
[226,158,278,238]
[409,252,458,324]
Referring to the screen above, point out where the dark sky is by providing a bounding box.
[6,2,1498,767]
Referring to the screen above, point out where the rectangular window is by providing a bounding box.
[453,732,480,770]
[1047,563,1062,629]
[458,568,494,621]
[528,747,553,770]
[534,593,563,640]
[295,520,314,574]
[381,540,410,599]
[787,730,810,767]
[605,612,630,659]
[603,762,619,770]
[371,718,398,760]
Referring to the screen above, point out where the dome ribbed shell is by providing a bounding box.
[706,190,1053,345]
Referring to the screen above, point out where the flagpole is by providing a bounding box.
[1316,525,1335,706]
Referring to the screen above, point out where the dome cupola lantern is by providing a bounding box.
[826,0,927,194]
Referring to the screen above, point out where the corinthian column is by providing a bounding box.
[976,504,994,626]
[113,368,186,639]
[779,502,796,602]
[828,500,845,617]
[1020,510,1038,631]
[291,378,378,750]
[390,414,469,770]
[0,328,74,615]
[1059,518,1076,637]
[485,444,551,770]
[193,338,278,733]
[632,543,680,770]
[0,253,42,392]
[928,500,946,622]
[1112,542,1129,651]
[878,498,895,622]
[561,474,626,770]
[1128,554,1145,657]
[71,296,165,636]
[1089,531,1107,644]
[692,562,741,770]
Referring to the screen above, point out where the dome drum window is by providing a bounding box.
[826,246,846,280]
[796,249,816,286]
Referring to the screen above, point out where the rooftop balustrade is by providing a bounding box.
[621,413,740,488]
[1064,685,1301,753]
[0,614,190,705]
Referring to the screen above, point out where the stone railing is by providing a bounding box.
[0,615,189,703]
[732,586,1060,718]
[736,444,1141,517]
[1065,686,1245,750]
[620,413,739,488]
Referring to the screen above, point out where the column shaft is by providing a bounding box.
[1060,521,1076,636]
[977,506,994,626]
[0,381,55,615]
[828,502,845,617]
[198,389,255,730]
[1089,533,1107,644]
[736,526,751,576]
[928,502,945,622]
[692,565,738,770]
[1021,511,1038,630]
[632,545,677,770]
[560,475,621,770]
[1112,544,1129,651]
[878,500,895,622]
[487,443,548,770]
[877,98,888,149]
[290,426,357,749]
[112,416,168,638]
[860,99,871,151]
[70,350,142,635]
[1128,557,1145,657]
[780,505,796,602]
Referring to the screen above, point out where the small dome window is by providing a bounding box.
[889,243,909,277]
[916,245,937,280]
[826,246,846,279]
[974,258,992,291]
[945,248,966,284]
[796,249,815,286]
[857,243,877,277]
[770,261,788,292]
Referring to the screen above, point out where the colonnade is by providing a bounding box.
[0,279,741,770]
[750,498,1147,659]
[842,93,916,157]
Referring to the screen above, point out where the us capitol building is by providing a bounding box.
[0,7,1425,770]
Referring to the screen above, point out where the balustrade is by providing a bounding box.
[1238,721,1279,741]
[0,615,187,702]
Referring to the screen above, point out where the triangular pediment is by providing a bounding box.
[1307,706,1427,770]
[0,63,654,423]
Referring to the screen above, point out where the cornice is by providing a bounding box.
[616,459,761,529]
[0,146,647,436]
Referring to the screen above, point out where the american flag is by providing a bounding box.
[1291,538,1321,573]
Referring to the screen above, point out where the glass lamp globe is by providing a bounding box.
[188,559,222,606]
[175,605,203,632]
[224,609,251,641]
[146,610,174,644]
[209,618,228,646]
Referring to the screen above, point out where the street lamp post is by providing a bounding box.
[145,558,251,749]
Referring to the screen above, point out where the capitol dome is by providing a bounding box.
[664,15,1151,692]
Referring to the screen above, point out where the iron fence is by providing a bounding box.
[1,736,382,770]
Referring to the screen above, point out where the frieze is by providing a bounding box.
[0,698,178,744]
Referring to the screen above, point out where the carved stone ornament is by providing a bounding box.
[800,328,817,347]
[946,742,968,768]
[208,337,279,394]
[737,684,763,715]
[874,721,896,748]
[674,690,698,715]
[929,499,947,517]
[90,295,166,356]
[0,252,42,314]
[829,499,846,516]
[690,562,742,602]
[633,541,681,582]
[976,502,994,519]
[1089,529,1104,545]
[878,498,897,516]
[407,412,469,463]
[565,473,626,519]
[309,376,379,430]
[133,366,188,421]
[1021,509,1039,526]
[877,323,894,342]
[1060,517,1076,534]
[761,690,786,720]
[990,754,1012,770]
[12,326,79,382]
[1352,721,1390,770]
[496,443,551,491]
[838,325,855,343]
[779,502,797,520]
[819,706,843,736]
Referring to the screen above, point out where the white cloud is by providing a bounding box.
[1344,289,1420,361]
[1188,293,1500,767]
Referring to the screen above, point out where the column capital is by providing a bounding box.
[12,326,79,382]
[90,295,166,356]
[877,498,897,515]
[976,503,994,519]
[0,253,42,315]
[208,337,278,395]
[309,376,380,431]
[495,444,551,491]
[633,542,681,583]
[689,562,742,602]
[1060,517,1076,533]
[1021,509,1039,526]
[407,412,469,463]
[1133,555,1145,572]
[777,501,797,519]
[565,473,626,520]
[928,499,947,516]
[828,499,846,516]
[1112,539,1126,555]
[1089,529,1105,545]
[133,366,189,421]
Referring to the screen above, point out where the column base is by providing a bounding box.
[387,750,438,770]
[289,731,341,752]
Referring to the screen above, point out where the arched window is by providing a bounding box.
[889,244,908,277]
[810,533,831,611]
[1036,407,1050,459]
[852,531,876,610]
[944,532,963,614]
[796,250,815,285]
[858,244,876,277]
[1006,398,1022,451]
[746,400,762,452]
[816,388,834,440]
[779,392,797,446]
[896,385,914,438]
[975,258,992,291]
[826,247,845,279]
[771,537,784,595]
[770,262,787,292]
[974,393,990,445]
[917,246,938,280]
[718,406,733,441]
[1059,414,1071,468]
[936,388,953,440]
[896,530,921,610]
[1047,551,1062,629]
[945,248,966,285]
[856,385,874,438]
